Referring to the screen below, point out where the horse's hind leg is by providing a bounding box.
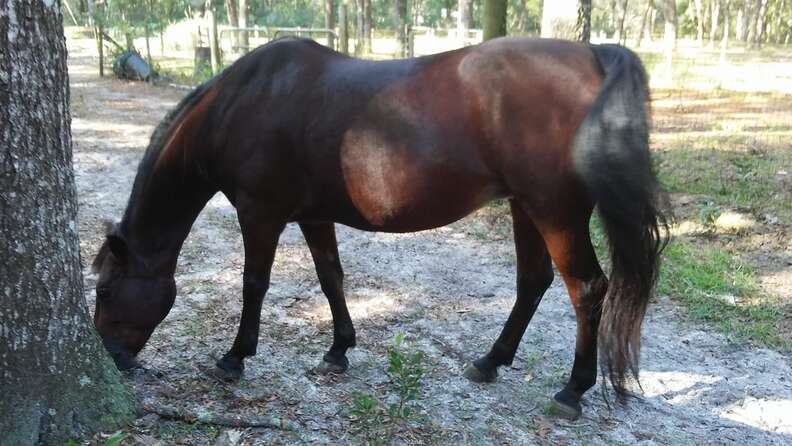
[537,217,607,419]
[299,222,356,374]
[464,200,554,382]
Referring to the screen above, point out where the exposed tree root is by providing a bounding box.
[139,398,299,431]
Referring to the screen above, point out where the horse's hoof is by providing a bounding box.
[463,363,497,383]
[213,357,244,382]
[315,353,349,375]
[314,360,348,375]
[551,391,582,420]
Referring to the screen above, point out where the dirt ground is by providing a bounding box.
[67,36,792,445]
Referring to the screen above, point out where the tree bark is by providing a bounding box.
[458,0,472,33]
[326,0,336,49]
[0,1,136,444]
[483,0,508,40]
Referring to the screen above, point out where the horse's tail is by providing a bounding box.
[573,44,668,397]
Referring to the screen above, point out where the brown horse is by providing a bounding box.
[92,36,666,418]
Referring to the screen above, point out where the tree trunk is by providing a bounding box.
[339,0,349,53]
[721,0,731,55]
[617,0,630,44]
[637,1,653,47]
[694,0,705,45]
[775,0,787,44]
[483,0,508,40]
[757,0,769,46]
[541,0,578,39]
[736,5,746,41]
[710,0,721,45]
[360,0,372,54]
[326,0,336,49]
[458,0,472,33]
[224,0,238,49]
[660,0,677,50]
[577,0,592,42]
[238,0,249,51]
[396,0,409,57]
[0,1,136,444]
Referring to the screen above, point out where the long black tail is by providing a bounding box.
[573,44,668,397]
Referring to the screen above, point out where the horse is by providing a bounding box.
[91,36,666,419]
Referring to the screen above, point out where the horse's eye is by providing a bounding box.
[97,286,111,300]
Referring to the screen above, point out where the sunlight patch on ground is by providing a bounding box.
[719,397,792,435]
[640,370,723,404]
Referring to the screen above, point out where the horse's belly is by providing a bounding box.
[338,129,502,232]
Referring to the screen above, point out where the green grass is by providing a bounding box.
[655,148,791,222]
[657,242,787,349]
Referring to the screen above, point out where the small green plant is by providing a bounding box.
[386,333,425,419]
[348,334,427,444]
[697,200,721,226]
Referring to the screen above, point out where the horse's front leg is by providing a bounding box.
[299,222,356,374]
[214,214,285,381]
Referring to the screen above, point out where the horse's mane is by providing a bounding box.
[117,79,218,233]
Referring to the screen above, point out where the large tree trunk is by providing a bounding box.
[659,0,677,50]
[483,0,508,40]
[363,0,372,54]
[541,0,578,39]
[0,1,136,444]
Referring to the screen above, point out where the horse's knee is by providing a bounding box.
[517,259,554,298]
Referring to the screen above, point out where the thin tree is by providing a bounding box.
[694,0,705,45]
[578,0,592,42]
[710,0,721,45]
[458,0,472,40]
[0,1,136,443]
[483,0,508,40]
[326,0,336,49]
[658,0,677,50]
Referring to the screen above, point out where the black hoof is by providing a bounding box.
[463,363,497,383]
[314,353,349,375]
[551,390,582,420]
[214,355,244,382]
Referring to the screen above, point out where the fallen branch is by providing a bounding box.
[139,398,299,431]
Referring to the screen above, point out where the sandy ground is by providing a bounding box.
[68,37,792,445]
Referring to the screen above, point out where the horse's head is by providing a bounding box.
[92,222,176,370]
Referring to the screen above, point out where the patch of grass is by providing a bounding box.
[657,242,787,349]
[656,147,791,222]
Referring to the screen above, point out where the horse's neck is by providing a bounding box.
[122,158,215,274]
